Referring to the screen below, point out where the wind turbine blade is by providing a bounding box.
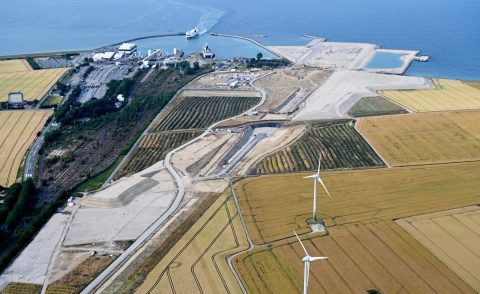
[303,175,315,179]
[317,154,322,174]
[317,178,331,198]
[294,231,309,256]
[305,261,310,291]
[310,256,328,261]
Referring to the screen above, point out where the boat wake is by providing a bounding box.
[166,0,224,35]
[196,6,224,35]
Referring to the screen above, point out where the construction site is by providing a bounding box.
[1,36,480,294]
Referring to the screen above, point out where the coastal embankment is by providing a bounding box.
[210,33,280,58]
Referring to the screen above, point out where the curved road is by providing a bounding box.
[82,72,270,293]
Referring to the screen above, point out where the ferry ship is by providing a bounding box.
[185,28,199,39]
[202,43,215,59]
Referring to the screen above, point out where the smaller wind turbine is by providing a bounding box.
[294,231,327,294]
[303,155,331,221]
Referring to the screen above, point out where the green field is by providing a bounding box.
[41,95,63,108]
[153,96,260,131]
[347,96,408,117]
[252,122,384,174]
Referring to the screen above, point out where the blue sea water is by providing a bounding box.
[366,52,406,69]
[0,0,479,80]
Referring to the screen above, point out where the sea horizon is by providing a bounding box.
[1,0,479,80]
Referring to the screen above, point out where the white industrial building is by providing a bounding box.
[92,51,115,62]
[8,92,24,108]
[118,43,137,56]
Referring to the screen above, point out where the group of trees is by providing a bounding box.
[178,61,200,75]
[0,179,35,234]
[83,65,94,79]
[55,82,69,96]
[26,57,41,70]
[247,53,291,68]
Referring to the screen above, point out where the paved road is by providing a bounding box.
[23,122,59,181]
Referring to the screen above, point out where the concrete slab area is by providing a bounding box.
[268,39,419,74]
[268,40,378,70]
[294,70,433,121]
[0,214,68,289]
[64,163,177,246]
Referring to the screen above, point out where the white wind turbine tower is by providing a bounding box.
[304,155,331,221]
[294,231,328,294]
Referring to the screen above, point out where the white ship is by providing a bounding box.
[202,43,215,59]
[185,28,199,39]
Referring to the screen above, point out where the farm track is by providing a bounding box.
[139,193,246,294]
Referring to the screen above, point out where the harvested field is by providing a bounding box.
[465,81,480,90]
[234,222,475,294]
[397,206,480,291]
[252,123,384,175]
[347,96,407,117]
[47,256,114,294]
[357,111,480,166]
[0,68,68,102]
[0,282,41,294]
[153,96,260,131]
[236,161,480,244]
[137,190,248,294]
[0,110,52,187]
[382,79,480,112]
[0,59,31,73]
[116,131,201,178]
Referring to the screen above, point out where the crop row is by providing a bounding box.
[347,96,407,117]
[116,131,201,178]
[154,96,260,131]
[1,282,41,294]
[252,123,384,174]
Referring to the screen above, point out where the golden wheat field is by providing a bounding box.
[137,190,248,294]
[0,110,52,186]
[381,79,480,112]
[397,206,480,292]
[0,68,68,102]
[0,59,32,73]
[357,111,480,166]
[234,222,475,294]
[235,161,480,245]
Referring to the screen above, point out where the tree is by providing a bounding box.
[256,52,263,61]
[193,62,200,72]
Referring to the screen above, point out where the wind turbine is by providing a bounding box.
[303,155,331,221]
[294,231,328,294]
